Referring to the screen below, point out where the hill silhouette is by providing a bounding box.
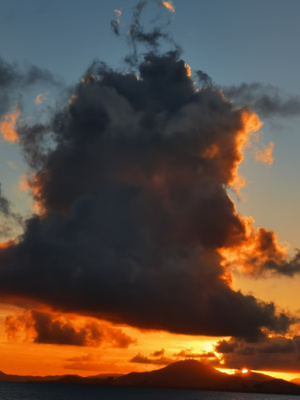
[115,360,300,395]
[116,360,233,390]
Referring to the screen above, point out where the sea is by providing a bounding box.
[0,382,297,400]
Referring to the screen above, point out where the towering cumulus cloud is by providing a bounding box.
[0,1,297,342]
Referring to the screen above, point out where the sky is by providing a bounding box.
[1,0,300,381]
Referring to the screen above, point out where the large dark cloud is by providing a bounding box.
[0,50,293,342]
[0,3,298,342]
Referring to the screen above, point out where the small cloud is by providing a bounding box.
[111,9,122,36]
[35,93,48,105]
[185,64,191,78]
[161,1,175,13]
[114,9,121,18]
[174,349,216,360]
[254,141,274,166]
[130,352,174,365]
[66,353,95,362]
[130,352,151,364]
[7,161,18,170]
[18,174,29,192]
[0,108,20,144]
[151,348,165,357]
[64,354,104,371]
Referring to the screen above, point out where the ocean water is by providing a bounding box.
[0,382,297,400]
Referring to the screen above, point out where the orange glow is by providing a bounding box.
[19,174,30,192]
[18,173,45,214]
[0,304,223,377]
[0,306,299,379]
[255,141,274,166]
[185,64,192,77]
[68,94,78,105]
[35,93,47,105]
[202,144,220,159]
[0,109,20,143]
[242,368,248,374]
[229,110,263,192]
[7,161,18,170]
[219,222,287,276]
[81,74,96,85]
[0,240,16,249]
[217,368,300,381]
[162,1,175,13]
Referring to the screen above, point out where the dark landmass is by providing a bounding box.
[0,360,299,396]
[0,370,63,383]
[0,370,120,383]
[292,378,300,385]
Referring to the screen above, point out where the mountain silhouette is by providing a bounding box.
[115,360,300,394]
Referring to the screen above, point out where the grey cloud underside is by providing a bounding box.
[0,51,294,341]
[215,336,300,372]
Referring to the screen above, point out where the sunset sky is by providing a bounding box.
[1,0,300,382]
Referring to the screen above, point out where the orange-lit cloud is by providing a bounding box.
[151,348,165,357]
[35,93,47,105]
[18,173,44,214]
[162,1,175,13]
[111,9,122,35]
[173,349,217,361]
[7,161,18,170]
[185,64,191,77]
[130,347,218,367]
[19,174,29,192]
[64,353,103,371]
[5,310,137,348]
[219,223,288,277]
[68,94,78,105]
[255,141,274,166]
[0,109,20,143]
[130,352,174,365]
[0,240,17,250]
[229,110,263,191]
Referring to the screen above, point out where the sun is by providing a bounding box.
[242,368,249,374]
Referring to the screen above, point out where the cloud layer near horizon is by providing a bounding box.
[214,335,300,372]
[5,309,136,348]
